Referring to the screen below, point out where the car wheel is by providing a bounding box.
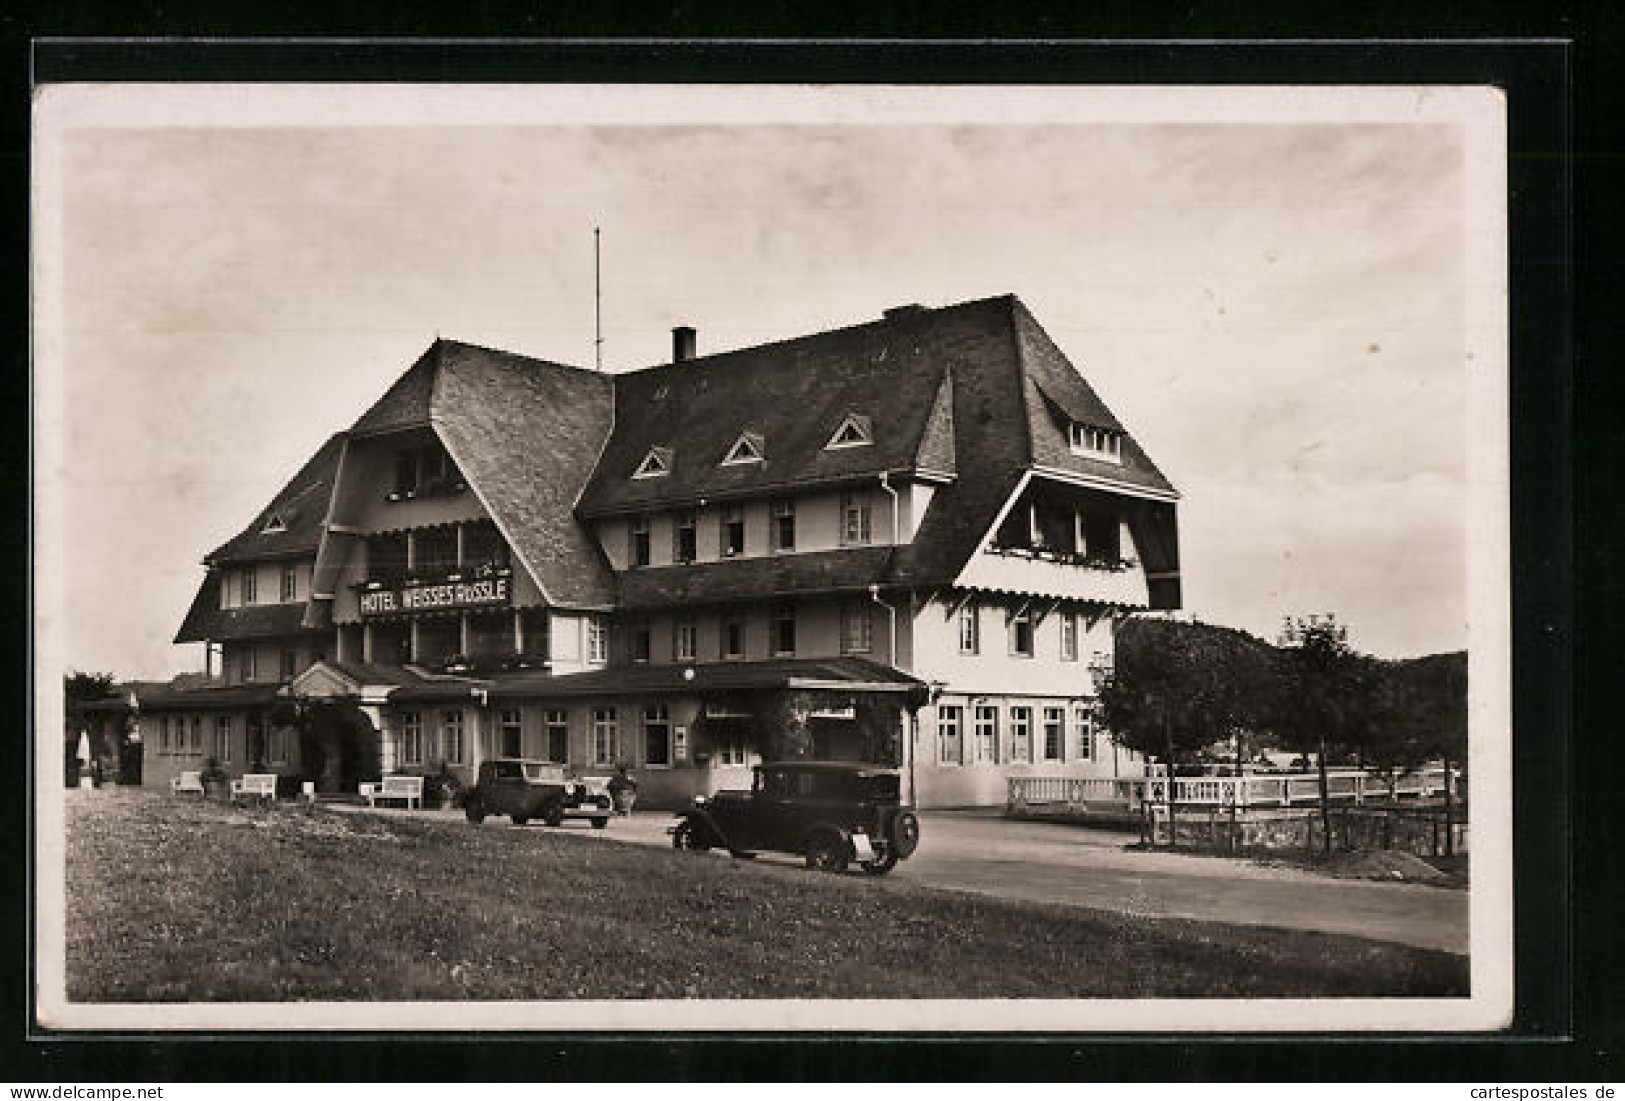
[803,829,850,874]
[671,820,711,851]
[465,799,485,825]
[543,801,565,828]
[890,810,921,859]
[860,852,900,876]
[511,814,528,827]
[591,816,609,830]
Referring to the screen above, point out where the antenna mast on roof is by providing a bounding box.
[593,226,603,371]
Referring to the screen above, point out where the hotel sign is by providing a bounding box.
[359,577,511,618]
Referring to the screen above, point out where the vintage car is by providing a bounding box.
[464,758,612,829]
[668,760,920,875]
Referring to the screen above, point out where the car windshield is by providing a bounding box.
[521,762,564,783]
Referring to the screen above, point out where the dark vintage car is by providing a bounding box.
[668,760,920,875]
[465,758,612,829]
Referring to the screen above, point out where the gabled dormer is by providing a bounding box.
[825,413,874,450]
[721,430,765,466]
[633,446,673,479]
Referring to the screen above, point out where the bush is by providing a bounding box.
[275,773,310,800]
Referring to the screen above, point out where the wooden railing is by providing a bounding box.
[1008,769,1453,813]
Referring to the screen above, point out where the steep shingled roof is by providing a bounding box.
[427,340,617,608]
[577,302,976,517]
[618,547,895,611]
[1011,300,1178,496]
[174,570,328,644]
[205,434,346,564]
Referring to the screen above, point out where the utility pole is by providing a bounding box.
[593,226,603,371]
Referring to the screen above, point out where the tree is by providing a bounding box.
[1101,617,1276,844]
[1274,614,1364,853]
[64,671,117,703]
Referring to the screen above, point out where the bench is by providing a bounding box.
[364,774,424,810]
[170,770,204,796]
[230,773,278,804]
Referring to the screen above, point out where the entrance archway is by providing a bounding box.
[298,700,381,793]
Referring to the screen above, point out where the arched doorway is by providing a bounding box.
[299,700,381,794]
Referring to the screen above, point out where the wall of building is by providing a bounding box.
[221,638,326,686]
[219,559,314,609]
[594,484,899,570]
[612,596,897,668]
[135,709,303,791]
[908,593,1114,700]
[908,697,1144,808]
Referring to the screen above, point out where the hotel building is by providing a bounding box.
[135,294,1180,808]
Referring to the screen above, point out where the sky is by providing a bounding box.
[43,87,1488,678]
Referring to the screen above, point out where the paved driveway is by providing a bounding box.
[557,807,1469,955]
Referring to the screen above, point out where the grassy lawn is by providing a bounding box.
[64,790,1467,1001]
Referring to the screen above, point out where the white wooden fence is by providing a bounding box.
[1008,769,1453,814]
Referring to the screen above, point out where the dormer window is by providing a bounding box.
[1069,424,1123,463]
[633,446,673,479]
[721,431,765,466]
[261,513,287,535]
[825,413,874,450]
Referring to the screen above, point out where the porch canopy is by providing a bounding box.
[134,683,283,711]
[481,656,927,705]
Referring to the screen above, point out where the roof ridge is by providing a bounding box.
[616,292,1020,378]
[434,337,597,377]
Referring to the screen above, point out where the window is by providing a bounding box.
[973,706,999,764]
[247,714,264,765]
[722,431,764,465]
[240,648,257,683]
[1061,613,1079,661]
[643,705,672,766]
[401,711,424,765]
[958,600,980,654]
[499,709,523,758]
[592,708,619,766]
[840,491,872,546]
[587,619,609,664]
[629,516,651,567]
[1069,423,1123,462]
[393,450,417,495]
[1043,707,1066,762]
[673,512,698,563]
[1029,501,1044,547]
[826,413,874,449]
[1009,607,1034,657]
[214,715,232,762]
[1081,512,1122,562]
[716,738,750,766]
[673,622,698,662]
[190,717,203,754]
[1074,707,1094,761]
[280,562,298,603]
[938,705,963,765]
[266,723,287,765]
[441,709,465,764]
[633,446,672,479]
[280,648,299,681]
[840,602,872,655]
[1010,707,1032,763]
[157,717,171,754]
[721,618,746,660]
[772,605,797,656]
[632,623,652,664]
[720,504,745,557]
[771,499,796,552]
[544,709,569,763]
[261,513,287,535]
[240,568,257,605]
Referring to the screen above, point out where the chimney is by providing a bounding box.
[672,326,697,363]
